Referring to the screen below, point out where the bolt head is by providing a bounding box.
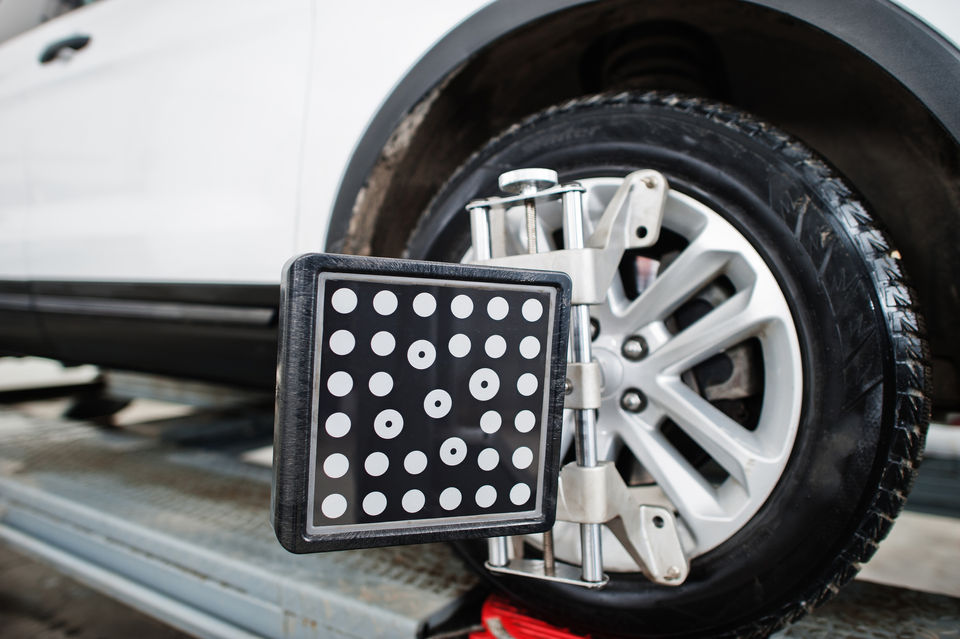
[498,168,559,194]
[620,389,647,413]
[622,335,648,361]
[665,566,682,581]
[564,378,573,395]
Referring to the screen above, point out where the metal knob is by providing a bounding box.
[498,168,559,194]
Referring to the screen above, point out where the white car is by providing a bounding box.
[0,0,957,636]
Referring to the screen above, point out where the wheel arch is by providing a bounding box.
[327,0,960,407]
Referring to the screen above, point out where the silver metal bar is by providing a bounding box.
[469,207,492,261]
[542,529,556,576]
[487,537,509,567]
[466,183,584,210]
[562,189,605,583]
[523,185,538,255]
[472,205,510,567]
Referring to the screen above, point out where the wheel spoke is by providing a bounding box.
[612,218,739,332]
[649,379,772,491]
[646,284,771,375]
[617,413,728,527]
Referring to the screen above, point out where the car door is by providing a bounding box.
[3,0,311,284]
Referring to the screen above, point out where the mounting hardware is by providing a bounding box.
[620,388,647,413]
[564,361,602,410]
[621,335,648,361]
[467,170,668,304]
[556,462,689,585]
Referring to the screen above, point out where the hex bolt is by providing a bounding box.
[498,168,558,254]
[665,566,682,581]
[620,389,647,413]
[621,335,648,361]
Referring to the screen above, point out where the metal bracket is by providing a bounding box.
[556,462,689,585]
[468,170,668,305]
[484,558,610,589]
[564,361,602,410]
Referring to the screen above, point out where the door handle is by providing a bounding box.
[39,35,91,64]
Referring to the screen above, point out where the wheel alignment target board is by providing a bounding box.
[273,254,571,552]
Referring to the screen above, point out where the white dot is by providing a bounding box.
[325,412,351,438]
[368,371,394,397]
[475,485,497,508]
[510,483,531,506]
[323,453,349,479]
[522,299,544,322]
[373,290,398,315]
[327,371,353,397]
[371,331,396,356]
[413,292,437,317]
[321,494,347,519]
[477,448,499,471]
[402,489,425,513]
[424,389,452,418]
[519,336,541,359]
[439,437,467,466]
[451,294,474,319]
[514,410,536,433]
[448,333,471,358]
[469,368,500,401]
[517,373,538,396]
[512,446,534,469]
[331,288,357,314]
[329,329,355,355]
[484,335,506,359]
[374,409,403,439]
[404,450,428,474]
[362,492,387,516]
[439,487,462,511]
[487,296,509,320]
[480,411,501,434]
[407,339,437,369]
[364,451,389,476]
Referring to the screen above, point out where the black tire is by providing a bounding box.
[407,93,930,638]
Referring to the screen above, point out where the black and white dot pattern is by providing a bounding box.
[308,273,555,529]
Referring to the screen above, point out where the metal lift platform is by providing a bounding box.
[0,393,958,639]
[0,404,480,638]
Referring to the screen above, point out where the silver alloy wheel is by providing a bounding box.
[492,178,803,572]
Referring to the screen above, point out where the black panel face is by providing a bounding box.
[273,254,571,553]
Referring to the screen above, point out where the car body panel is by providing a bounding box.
[0,0,311,284]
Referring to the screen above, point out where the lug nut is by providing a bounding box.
[622,335,648,361]
[620,389,647,413]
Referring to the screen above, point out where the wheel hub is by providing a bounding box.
[591,346,624,400]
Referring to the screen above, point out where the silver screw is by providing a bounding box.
[621,335,648,361]
[665,566,682,581]
[620,389,647,413]
[498,168,558,254]
[564,378,574,395]
[642,176,657,189]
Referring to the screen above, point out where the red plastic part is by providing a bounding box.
[469,593,592,639]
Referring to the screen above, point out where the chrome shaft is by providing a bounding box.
[562,189,604,583]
